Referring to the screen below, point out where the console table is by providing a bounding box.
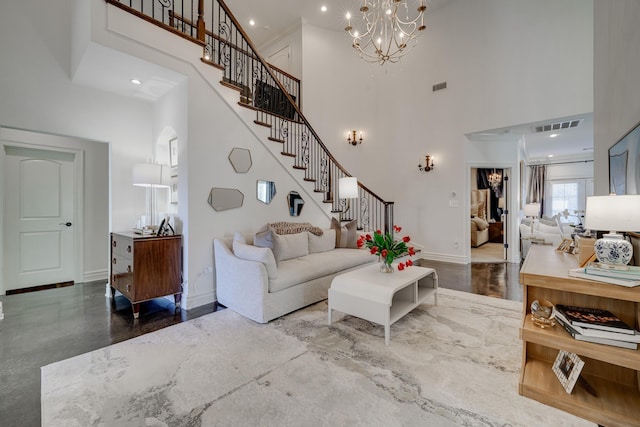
[110,232,182,319]
[328,264,438,345]
[519,244,640,426]
[488,221,503,243]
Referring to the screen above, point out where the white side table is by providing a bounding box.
[328,264,438,345]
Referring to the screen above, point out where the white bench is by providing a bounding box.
[328,264,438,345]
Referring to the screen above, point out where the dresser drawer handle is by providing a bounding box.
[127,265,132,273]
[126,284,131,293]
[127,245,132,253]
[112,240,117,248]
[112,258,116,265]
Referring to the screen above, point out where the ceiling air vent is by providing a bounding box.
[432,82,447,92]
[534,119,581,133]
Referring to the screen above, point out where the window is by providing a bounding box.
[544,178,593,224]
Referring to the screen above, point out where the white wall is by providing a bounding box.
[0,0,153,292]
[301,0,593,262]
[594,0,640,196]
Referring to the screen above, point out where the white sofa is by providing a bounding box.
[519,217,564,258]
[213,226,375,323]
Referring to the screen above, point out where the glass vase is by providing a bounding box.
[379,257,394,273]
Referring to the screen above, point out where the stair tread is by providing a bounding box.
[253,120,272,128]
[292,165,306,170]
[281,152,296,157]
[303,178,316,182]
[268,137,285,143]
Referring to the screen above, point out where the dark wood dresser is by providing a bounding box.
[110,232,182,319]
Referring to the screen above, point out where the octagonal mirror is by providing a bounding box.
[288,191,305,217]
[228,148,252,173]
[257,180,276,204]
[208,188,244,211]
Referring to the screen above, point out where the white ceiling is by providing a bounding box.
[73,0,593,163]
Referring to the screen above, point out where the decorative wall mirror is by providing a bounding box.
[228,148,252,173]
[208,188,244,211]
[257,180,276,204]
[288,191,305,216]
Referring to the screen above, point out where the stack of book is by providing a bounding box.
[553,304,640,350]
[568,262,640,287]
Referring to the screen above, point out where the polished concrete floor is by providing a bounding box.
[0,260,521,426]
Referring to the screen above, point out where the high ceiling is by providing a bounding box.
[73,0,593,163]
[224,0,593,163]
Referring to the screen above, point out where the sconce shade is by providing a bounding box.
[339,177,359,199]
[523,203,540,217]
[133,163,169,188]
[584,195,640,233]
[498,197,505,209]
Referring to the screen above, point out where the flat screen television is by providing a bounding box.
[609,120,640,195]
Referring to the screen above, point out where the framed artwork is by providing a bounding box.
[552,350,584,394]
[609,120,640,194]
[170,174,178,204]
[169,138,178,168]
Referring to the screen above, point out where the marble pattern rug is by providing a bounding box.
[41,288,593,426]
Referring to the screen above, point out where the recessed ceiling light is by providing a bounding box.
[130,79,142,85]
[249,19,255,26]
[321,5,327,12]
[548,154,554,158]
[549,133,558,138]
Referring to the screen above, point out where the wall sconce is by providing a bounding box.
[418,155,434,172]
[347,130,363,146]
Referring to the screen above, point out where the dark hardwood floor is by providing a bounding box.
[0,260,521,427]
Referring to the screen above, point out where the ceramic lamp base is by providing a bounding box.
[594,233,632,265]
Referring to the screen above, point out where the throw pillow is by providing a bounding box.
[233,231,247,245]
[232,240,278,279]
[273,232,309,262]
[471,216,489,231]
[308,229,336,254]
[330,217,358,248]
[254,224,274,249]
[539,216,558,227]
[470,203,479,218]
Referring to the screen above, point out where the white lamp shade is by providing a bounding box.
[584,195,640,232]
[133,163,169,188]
[523,203,540,217]
[339,177,359,199]
[498,197,505,209]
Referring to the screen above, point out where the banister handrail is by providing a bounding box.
[104,0,393,232]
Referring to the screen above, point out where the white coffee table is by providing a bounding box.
[328,264,438,345]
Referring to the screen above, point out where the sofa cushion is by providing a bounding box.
[254,224,274,249]
[331,218,358,248]
[232,240,278,279]
[273,232,309,262]
[269,249,374,292]
[471,216,489,231]
[308,229,336,254]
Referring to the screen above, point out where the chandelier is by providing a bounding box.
[345,0,427,65]
[488,169,502,191]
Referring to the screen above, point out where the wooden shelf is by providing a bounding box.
[521,359,640,427]
[520,315,640,371]
[519,245,640,426]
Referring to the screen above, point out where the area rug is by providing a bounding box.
[41,288,592,426]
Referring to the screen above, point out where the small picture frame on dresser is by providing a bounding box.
[552,350,584,394]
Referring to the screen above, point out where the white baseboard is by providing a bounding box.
[420,252,469,264]
[83,269,108,283]
[183,289,216,310]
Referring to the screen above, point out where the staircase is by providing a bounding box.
[106,0,394,232]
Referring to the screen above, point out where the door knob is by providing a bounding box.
[60,222,72,227]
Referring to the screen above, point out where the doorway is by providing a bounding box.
[470,167,511,263]
[2,139,84,294]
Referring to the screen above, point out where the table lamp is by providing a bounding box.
[523,203,540,233]
[133,163,169,232]
[338,177,358,221]
[584,195,640,265]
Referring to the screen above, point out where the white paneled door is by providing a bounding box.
[3,147,75,291]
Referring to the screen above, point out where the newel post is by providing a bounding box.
[197,0,205,42]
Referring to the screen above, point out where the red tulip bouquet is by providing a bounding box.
[357,225,416,272]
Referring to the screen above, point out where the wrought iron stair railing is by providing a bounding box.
[105,0,394,232]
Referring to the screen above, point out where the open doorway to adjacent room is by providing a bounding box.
[470,167,509,263]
